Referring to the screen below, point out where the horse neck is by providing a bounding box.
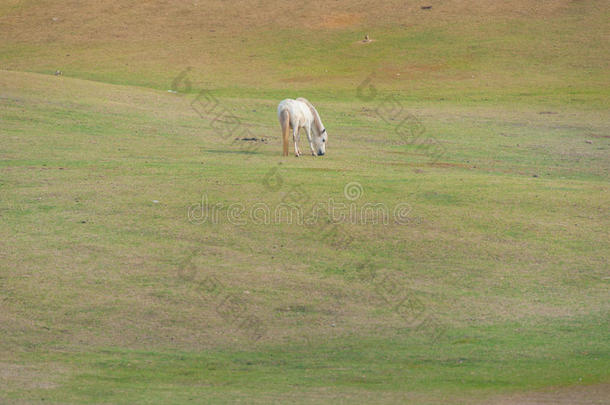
[310,109,324,134]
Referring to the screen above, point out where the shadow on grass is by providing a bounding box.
[202,149,262,155]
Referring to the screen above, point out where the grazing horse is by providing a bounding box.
[277,98,328,157]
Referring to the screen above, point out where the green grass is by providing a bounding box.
[1,68,607,403]
[1,0,609,403]
[5,315,608,404]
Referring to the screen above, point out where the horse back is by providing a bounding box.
[278,99,313,128]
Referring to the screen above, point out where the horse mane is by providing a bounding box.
[296,97,324,135]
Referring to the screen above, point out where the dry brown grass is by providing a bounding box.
[1,0,593,43]
[1,0,607,94]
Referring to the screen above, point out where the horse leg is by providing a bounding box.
[280,109,290,156]
[305,126,316,156]
[293,127,301,157]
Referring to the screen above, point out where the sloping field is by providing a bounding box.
[1,0,608,101]
[0,0,608,403]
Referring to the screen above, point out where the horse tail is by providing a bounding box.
[279,108,290,156]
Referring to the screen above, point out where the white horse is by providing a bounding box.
[277,98,328,157]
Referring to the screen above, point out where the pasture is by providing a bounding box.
[1,1,608,403]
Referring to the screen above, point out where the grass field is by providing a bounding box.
[1,1,609,403]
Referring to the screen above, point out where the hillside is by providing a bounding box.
[1,1,609,404]
[1,0,608,102]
